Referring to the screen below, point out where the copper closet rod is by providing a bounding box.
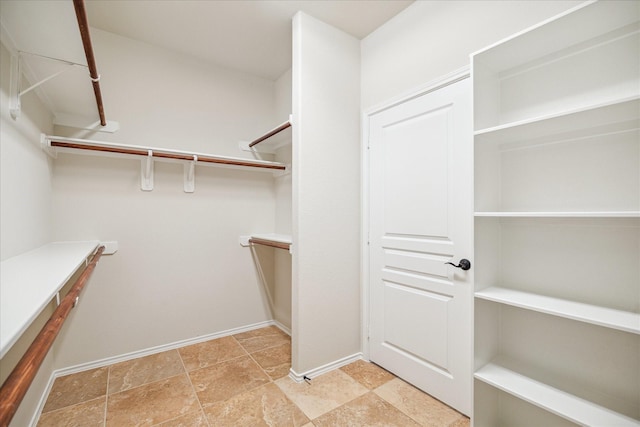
[49,140,287,170]
[249,237,291,250]
[0,246,105,427]
[72,0,107,126]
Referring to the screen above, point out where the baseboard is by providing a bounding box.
[272,319,291,336]
[32,319,301,425]
[288,352,364,383]
[29,320,279,425]
[28,372,57,427]
[53,320,276,378]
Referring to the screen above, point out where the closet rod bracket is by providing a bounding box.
[141,151,154,191]
[183,155,197,193]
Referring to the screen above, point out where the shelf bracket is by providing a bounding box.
[141,150,154,191]
[183,155,197,193]
[9,52,78,121]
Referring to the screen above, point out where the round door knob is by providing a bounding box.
[445,259,471,271]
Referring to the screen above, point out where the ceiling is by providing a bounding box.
[0,0,412,123]
[84,0,413,80]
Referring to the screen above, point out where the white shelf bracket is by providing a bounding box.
[9,52,21,120]
[141,150,154,191]
[9,52,77,121]
[183,155,197,193]
[40,134,57,158]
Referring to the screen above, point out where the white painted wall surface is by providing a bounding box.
[0,43,53,260]
[292,12,361,374]
[273,69,293,331]
[49,29,280,368]
[361,0,582,110]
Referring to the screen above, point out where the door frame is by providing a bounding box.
[360,66,471,361]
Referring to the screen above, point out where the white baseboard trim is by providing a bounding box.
[272,320,291,336]
[29,319,289,425]
[288,352,364,383]
[53,320,276,377]
[28,373,57,427]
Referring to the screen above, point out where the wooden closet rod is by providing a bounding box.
[49,139,287,170]
[248,120,291,148]
[249,238,291,250]
[0,246,105,427]
[72,0,106,126]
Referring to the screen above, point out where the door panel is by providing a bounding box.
[369,77,472,415]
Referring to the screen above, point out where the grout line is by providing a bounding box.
[177,350,212,427]
[103,367,110,427]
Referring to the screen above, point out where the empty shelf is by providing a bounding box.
[249,234,292,250]
[474,211,640,218]
[476,286,640,334]
[475,363,640,426]
[0,241,100,358]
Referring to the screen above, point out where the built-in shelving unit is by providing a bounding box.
[0,241,100,358]
[472,1,640,425]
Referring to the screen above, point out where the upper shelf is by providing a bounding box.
[0,241,100,358]
[249,233,292,251]
[472,1,639,74]
[240,117,292,154]
[474,96,639,146]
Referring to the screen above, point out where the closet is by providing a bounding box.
[472,1,640,425]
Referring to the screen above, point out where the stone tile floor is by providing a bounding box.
[37,326,469,426]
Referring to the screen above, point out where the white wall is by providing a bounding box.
[361,0,582,110]
[273,69,293,331]
[50,29,281,368]
[292,12,361,374]
[0,43,53,260]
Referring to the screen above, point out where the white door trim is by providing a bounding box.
[360,65,470,361]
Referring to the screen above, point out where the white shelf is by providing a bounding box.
[241,233,292,251]
[472,1,639,76]
[474,96,639,145]
[240,118,292,154]
[476,286,640,335]
[250,233,292,245]
[474,211,640,218]
[475,363,640,427]
[0,241,100,358]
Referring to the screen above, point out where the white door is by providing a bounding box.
[368,77,473,415]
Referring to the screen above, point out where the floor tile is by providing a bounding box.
[37,397,106,427]
[178,336,247,372]
[374,378,465,427]
[233,325,290,353]
[108,350,184,394]
[275,369,369,420]
[152,410,208,427]
[449,416,471,427]
[204,382,309,427]
[42,367,108,413]
[106,374,199,427]
[189,355,271,408]
[340,360,395,390]
[250,342,291,380]
[312,392,421,427]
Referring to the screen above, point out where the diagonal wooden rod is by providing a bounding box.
[248,121,292,148]
[249,238,291,250]
[72,0,106,126]
[0,246,105,427]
